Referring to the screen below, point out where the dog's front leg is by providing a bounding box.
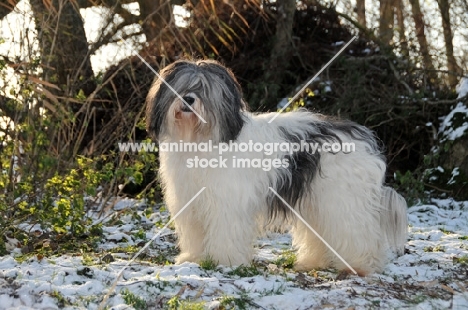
[198,187,258,267]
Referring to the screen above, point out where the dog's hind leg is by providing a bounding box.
[291,220,330,271]
[291,150,388,275]
[380,186,408,256]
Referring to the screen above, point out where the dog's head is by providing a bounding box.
[146,59,247,142]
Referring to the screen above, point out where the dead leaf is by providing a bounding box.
[34,86,59,104]
[441,284,455,294]
[28,76,61,90]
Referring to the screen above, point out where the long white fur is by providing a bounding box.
[148,60,408,275]
[158,111,407,274]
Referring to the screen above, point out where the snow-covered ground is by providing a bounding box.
[0,198,467,309]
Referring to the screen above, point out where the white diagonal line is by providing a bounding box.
[98,187,206,310]
[117,36,207,124]
[268,36,357,123]
[268,187,358,275]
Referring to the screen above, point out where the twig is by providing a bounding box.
[424,183,453,193]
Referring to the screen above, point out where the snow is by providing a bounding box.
[323,81,332,93]
[440,77,468,141]
[457,77,468,98]
[448,167,460,185]
[277,98,289,109]
[0,198,467,309]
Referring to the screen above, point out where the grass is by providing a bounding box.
[81,253,94,266]
[133,228,147,240]
[199,257,218,270]
[109,245,140,254]
[454,255,468,266]
[258,284,286,297]
[423,245,445,252]
[227,264,261,277]
[408,294,428,304]
[273,250,296,269]
[50,290,70,308]
[440,227,454,234]
[167,296,205,310]
[218,294,251,310]
[121,289,147,310]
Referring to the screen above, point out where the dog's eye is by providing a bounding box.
[182,96,195,105]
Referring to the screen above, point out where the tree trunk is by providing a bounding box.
[256,0,295,110]
[379,0,395,45]
[395,0,408,56]
[271,0,295,68]
[356,0,366,28]
[28,0,96,158]
[29,0,95,97]
[408,0,438,82]
[436,0,462,87]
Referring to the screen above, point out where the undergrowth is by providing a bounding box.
[0,63,160,256]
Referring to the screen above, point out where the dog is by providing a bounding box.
[146,59,407,276]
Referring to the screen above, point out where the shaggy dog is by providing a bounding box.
[146,59,407,276]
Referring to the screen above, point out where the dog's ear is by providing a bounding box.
[200,60,247,110]
[218,64,247,142]
[145,78,162,141]
[146,61,186,141]
[197,60,247,142]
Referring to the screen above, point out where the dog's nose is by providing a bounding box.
[183,96,195,105]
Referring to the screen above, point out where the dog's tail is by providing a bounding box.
[380,186,408,255]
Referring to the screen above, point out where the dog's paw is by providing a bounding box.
[294,254,329,272]
[338,267,369,278]
[294,261,327,272]
[175,253,199,264]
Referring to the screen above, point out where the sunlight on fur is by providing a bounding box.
[146,59,408,276]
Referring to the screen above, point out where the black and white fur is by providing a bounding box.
[146,59,407,275]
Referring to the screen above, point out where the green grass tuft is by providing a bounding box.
[454,255,468,266]
[227,264,261,277]
[273,250,296,269]
[219,294,251,310]
[121,289,147,310]
[167,296,205,310]
[199,257,218,270]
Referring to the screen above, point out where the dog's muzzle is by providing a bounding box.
[181,95,196,112]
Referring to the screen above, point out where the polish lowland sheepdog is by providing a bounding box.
[146,59,408,276]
